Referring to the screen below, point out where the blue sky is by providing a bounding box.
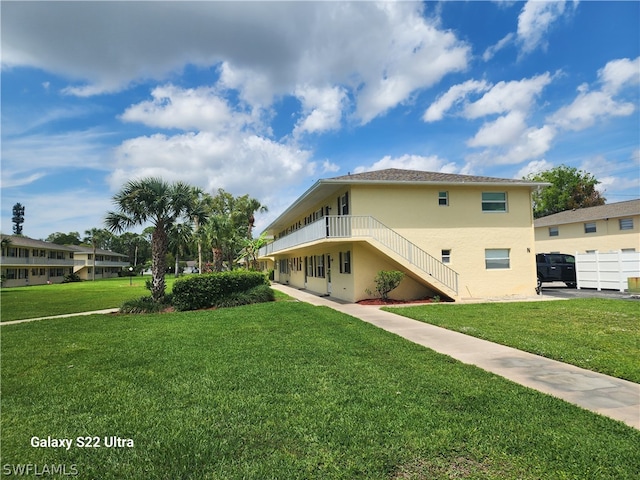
[2,1,639,240]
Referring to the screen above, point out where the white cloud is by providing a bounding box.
[463,72,553,119]
[293,85,347,136]
[423,79,490,122]
[467,111,528,148]
[353,154,457,174]
[549,58,639,132]
[482,33,515,62]
[109,132,316,201]
[598,56,640,94]
[516,159,554,179]
[2,1,470,126]
[465,124,557,168]
[517,0,577,55]
[120,84,252,132]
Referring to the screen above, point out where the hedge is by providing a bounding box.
[172,271,270,311]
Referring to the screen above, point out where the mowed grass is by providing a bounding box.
[0,277,180,322]
[1,301,638,479]
[386,299,640,383]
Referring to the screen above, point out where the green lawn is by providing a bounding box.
[1,301,638,479]
[385,299,640,383]
[0,276,180,322]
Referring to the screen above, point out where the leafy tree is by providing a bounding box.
[12,203,25,235]
[112,232,151,268]
[237,233,268,270]
[203,189,268,271]
[105,177,193,302]
[46,232,82,245]
[525,165,606,218]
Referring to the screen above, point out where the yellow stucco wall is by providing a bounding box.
[351,184,538,298]
[269,182,539,300]
[535,215,640,254]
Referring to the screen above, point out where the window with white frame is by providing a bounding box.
[438,191,449,206]
[315,255,325,278]
[441,249,451,264]
[306,256,314,277]
[485,249,510,269]
[339,251,351,274]
[548,226,559,237]
[481,192,507,212]
[584,222,596,233]
[619,218,634,230]
[338,192,349,215]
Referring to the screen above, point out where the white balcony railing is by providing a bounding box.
[1,257,83,267]
[259,215,458,294]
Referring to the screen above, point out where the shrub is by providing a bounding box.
[62,272,82,283]
[120,294,173,314]
[172,270,270,311]
[366,270,404,300]
[214,284,275,309]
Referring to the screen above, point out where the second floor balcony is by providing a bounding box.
[259,215,459,295]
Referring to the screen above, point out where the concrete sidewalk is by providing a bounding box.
[0,309,120,326]
[271,283,640,430]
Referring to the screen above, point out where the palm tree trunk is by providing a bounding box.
[151,226,168,301]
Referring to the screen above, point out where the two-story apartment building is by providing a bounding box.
[1,235,79,287]
[1,235,129,287]
[68,245,129,280]
[258,169,545,302]
[534,199,640,254]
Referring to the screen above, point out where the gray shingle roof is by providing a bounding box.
[534,199,640,227]
[0,235,77,251]
[328,168,542,185]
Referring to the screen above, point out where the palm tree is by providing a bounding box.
[234,194,268,239]
[187,187,211,274]
[168,221,194,277]
[83,228,112,281]
[105,177,192,302]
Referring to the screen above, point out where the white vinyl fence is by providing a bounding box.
[576,251,640,291]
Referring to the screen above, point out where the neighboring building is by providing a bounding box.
[68,245,129,280]
[1,235,129,287]
[258,169,545,302]
[534,199,640,254]
[1,235,78,287]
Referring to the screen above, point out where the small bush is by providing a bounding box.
[366,270,404,300]
[120,294,173,314]
[214,284,275,308]
[62,272,82,283]
[172,270,269,311]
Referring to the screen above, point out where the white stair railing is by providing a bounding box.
[259,215,459,294]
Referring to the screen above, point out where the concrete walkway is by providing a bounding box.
[1,309,120,326]
[271,284,640,430]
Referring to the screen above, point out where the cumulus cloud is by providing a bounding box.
[353,154,458,174]
[463,73,553,119]
[549,57,639,131]
[516,159,554,179]
[517,0,578,55]
[2,1,469,126]
[109,131,316,200]
[120,84,252,132]
[467,111,528,148]
[293,85,347,136]
[423,79,490,122]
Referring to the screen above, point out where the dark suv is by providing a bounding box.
[536,253,577,291]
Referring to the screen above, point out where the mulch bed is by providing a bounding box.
[357,298,436,306]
